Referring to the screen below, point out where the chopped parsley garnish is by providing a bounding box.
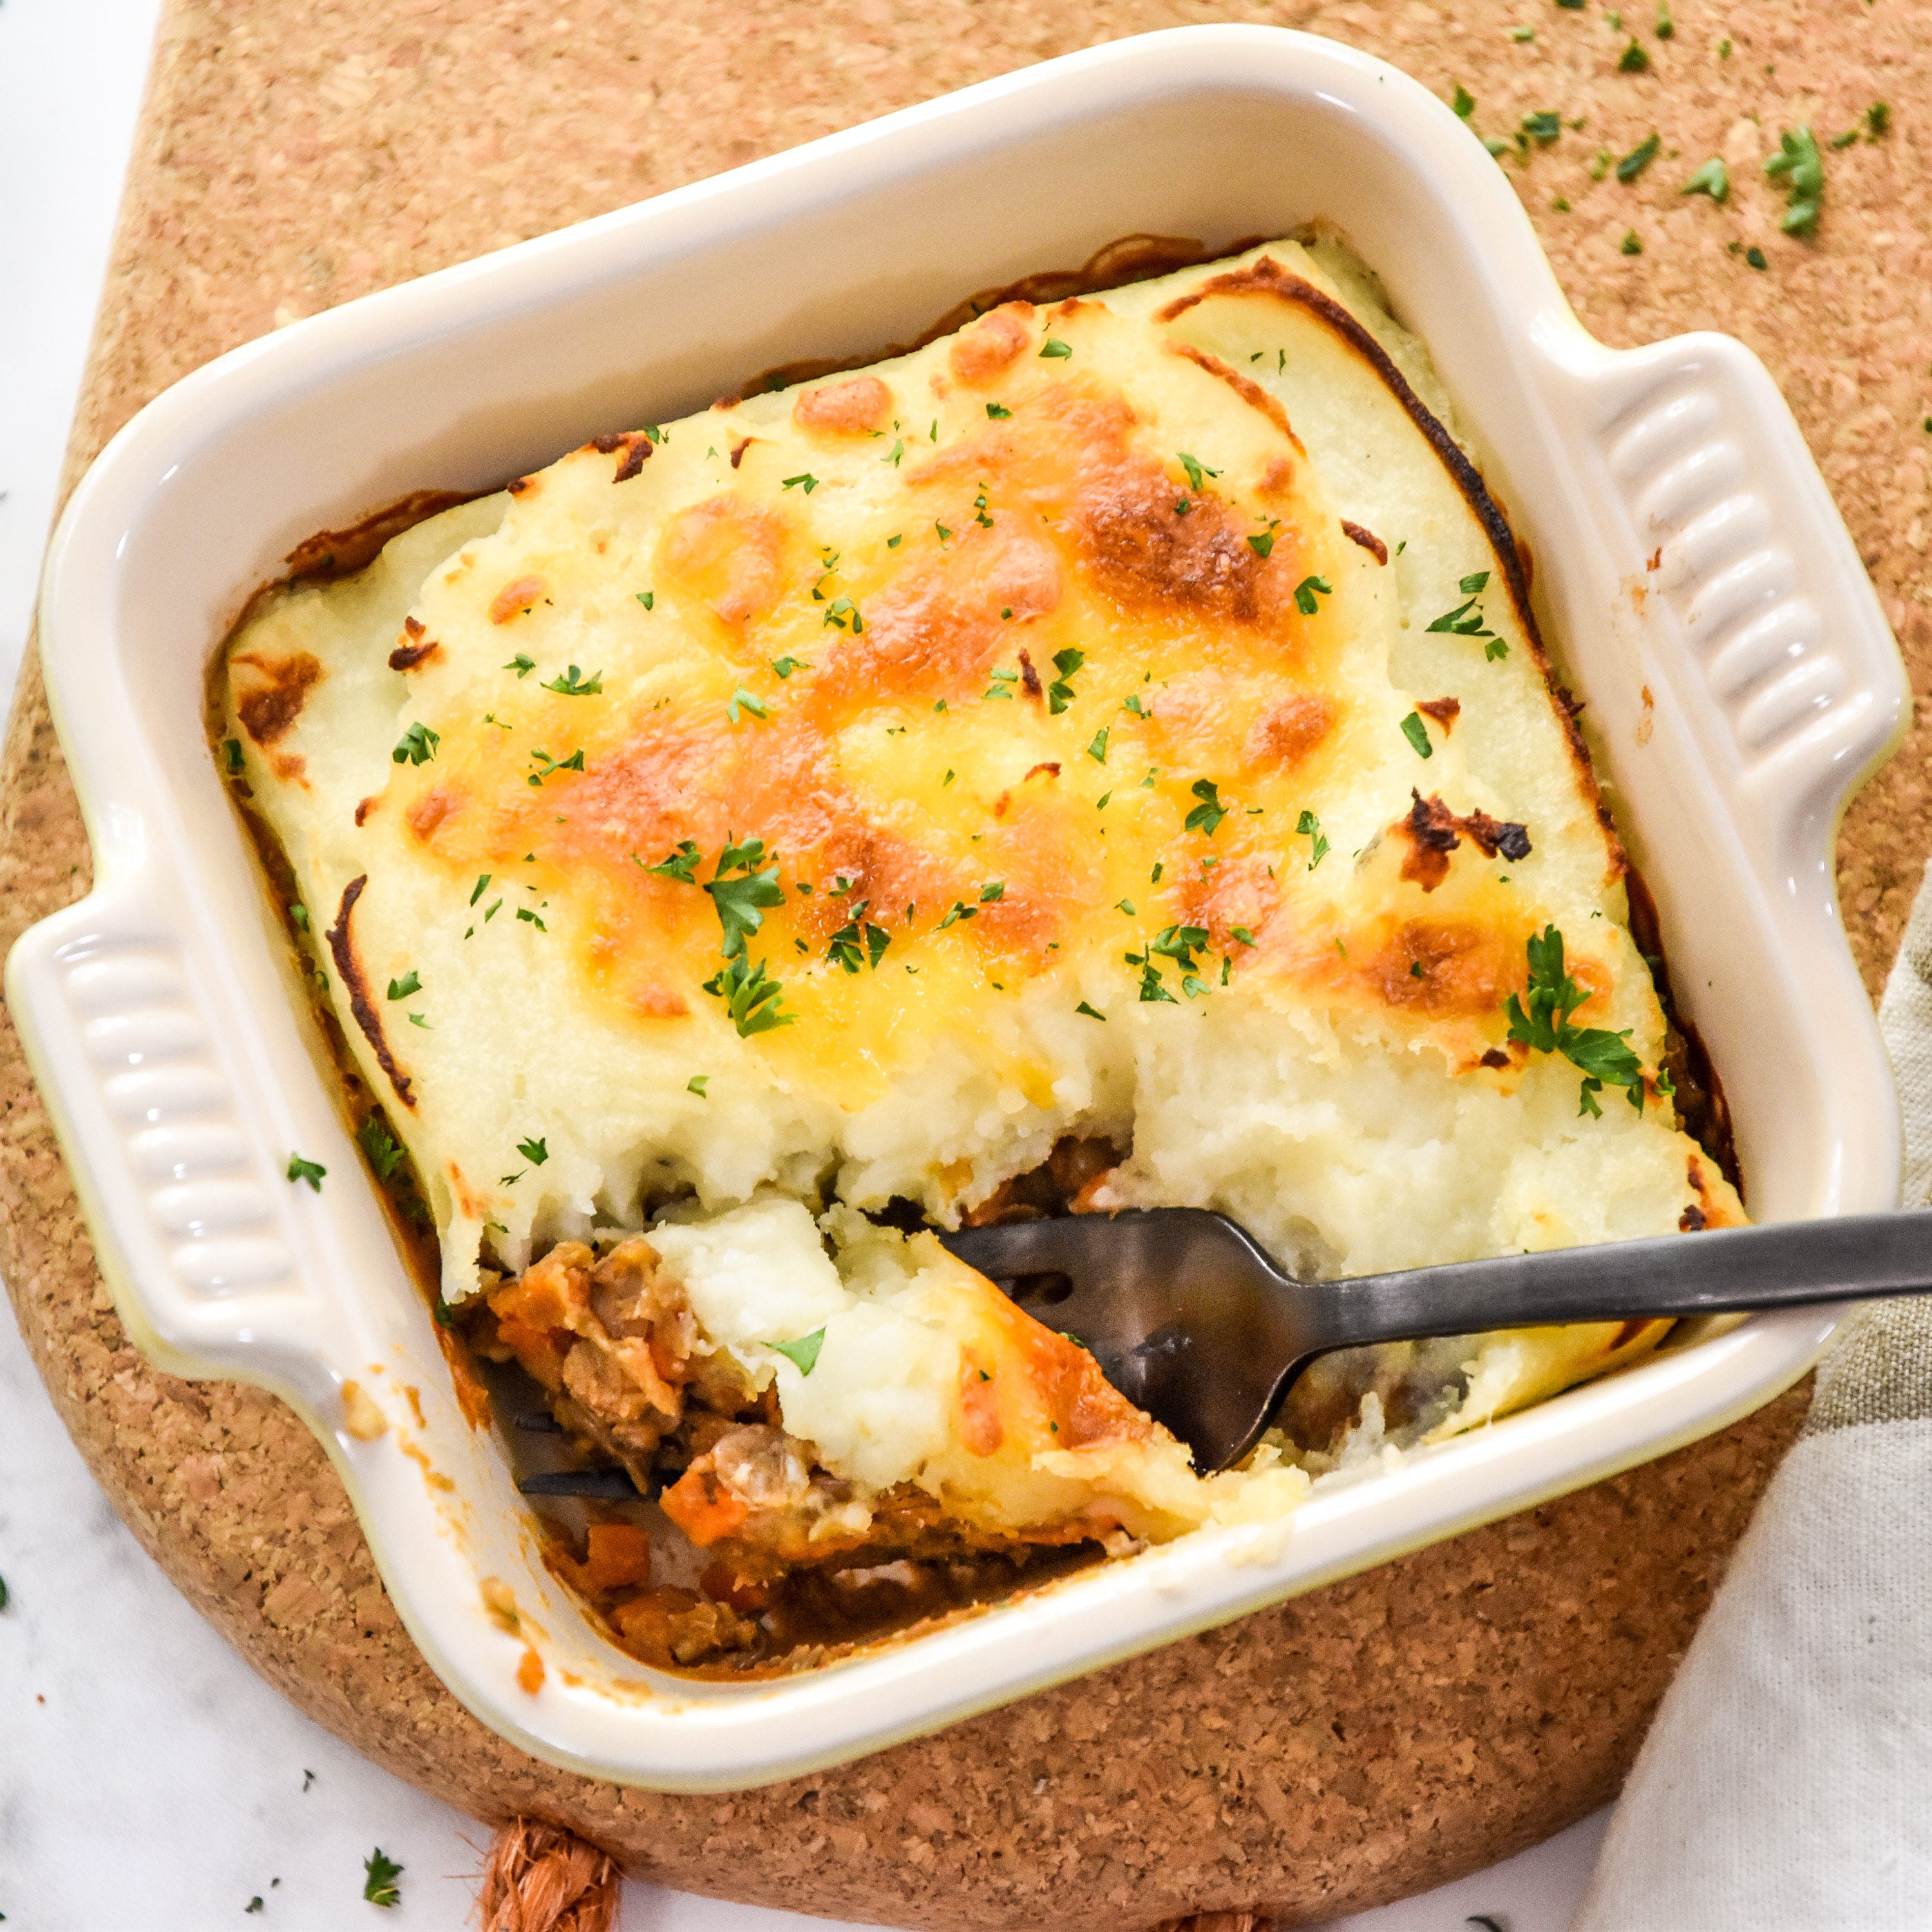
[290,903,309,929]
[1655,0,1673,35]
[386,971,421,1001]
[726,687,770,723]
[223,737,245,773]
[1745,245,1768,270]
[1522,109,1561,144]
[1150,862,1164,882]
[505,654,536,676]
[1075,1001,1106,1021]
[979,880,1005,903]
[703,953,793,1036]
[1293,574,1333,616]
[822,597,864,634]
[1296,808,1331,867]
[973,491,994,529]
[688,1075,708,1096]
[882,439,905,466]
[1452,83,1476,118]
[363,1849,403,1909]
[1765,126,1824,234]
[1512,24,1535,41]
[706,840,786,958]
[1866,102,1891,140]
[1829,126,1860,151]
[1682,156,1728,200]
[781,473,818,493]
[936,522,952,542]
[408,1012,431,1028]
[516,1135,549,1166]
[1151,923,1211,972]
[1399,712,1434,759]
[1616,133,1660,182]
[1427,573,1505,656]
[1231,925,1257,947]
[645,840,702,884]
[1620,231,1643,256]
[469,874,491,905]
[1617,39,1649,71]
[1247,529,1276,559]
[827,899,890,973]
[515,907,546,930]
[1122,693,1148,717]
[1047,648,1084,714]
[771,656,807,679]
[526,747,583,786]
[985,402,1012,419]
[1184,779,1228,836]
[636,590,655,610]
[357,1119,406,1182]
[938,900,978,929]
[1177,452,1220,493]
[392,723,440,766]
[1505,924,1647,1115]
[772,1327,826,1376]
[1040,338,1072,359]
[285,1153,327,1191]
[1087,726,1109,762]
[888,534,903,547]
[541,664,602,696]
[1137,961,1178,1004]
[1116,899,1137,916]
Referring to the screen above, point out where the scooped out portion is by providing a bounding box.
[470,1197,1307,1667]
[218,229,1745,1675]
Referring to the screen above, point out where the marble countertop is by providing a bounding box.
[0,3,1606,1924]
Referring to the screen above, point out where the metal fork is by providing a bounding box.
[938,1207,1932,1471]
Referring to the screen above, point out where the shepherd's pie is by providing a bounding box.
[220,235,1743,1670]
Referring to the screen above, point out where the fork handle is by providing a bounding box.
[1320,1206,1932,1350]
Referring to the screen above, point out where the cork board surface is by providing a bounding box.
[4,0,1927,1924]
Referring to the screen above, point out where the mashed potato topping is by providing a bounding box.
[220,236,1743,1661]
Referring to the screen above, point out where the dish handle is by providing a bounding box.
[1532,322,1909,885]
[6,855,352,1387]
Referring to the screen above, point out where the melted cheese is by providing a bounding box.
[223,236,1745,1520]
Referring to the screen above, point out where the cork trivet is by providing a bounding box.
[4,2,1926,1925]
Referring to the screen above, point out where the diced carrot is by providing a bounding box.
[701,1560,772,1613]
[493,1314,571,1392]
[581,1522,654,1593]
[516,1646,546,1694]
[661,1466,750,1546]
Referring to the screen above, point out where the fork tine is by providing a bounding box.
[517,1469,645,1499]
[940,1218,1105,1278]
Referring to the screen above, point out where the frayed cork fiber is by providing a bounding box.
[5,0,1927,1924]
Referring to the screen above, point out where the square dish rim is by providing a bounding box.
[10,22,1902,1790]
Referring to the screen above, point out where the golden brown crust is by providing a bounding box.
[231,649,323,745]
[323,874,415,1108]
[1156,255,1625,876]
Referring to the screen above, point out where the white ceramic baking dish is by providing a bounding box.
[11,25,1906,1792]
